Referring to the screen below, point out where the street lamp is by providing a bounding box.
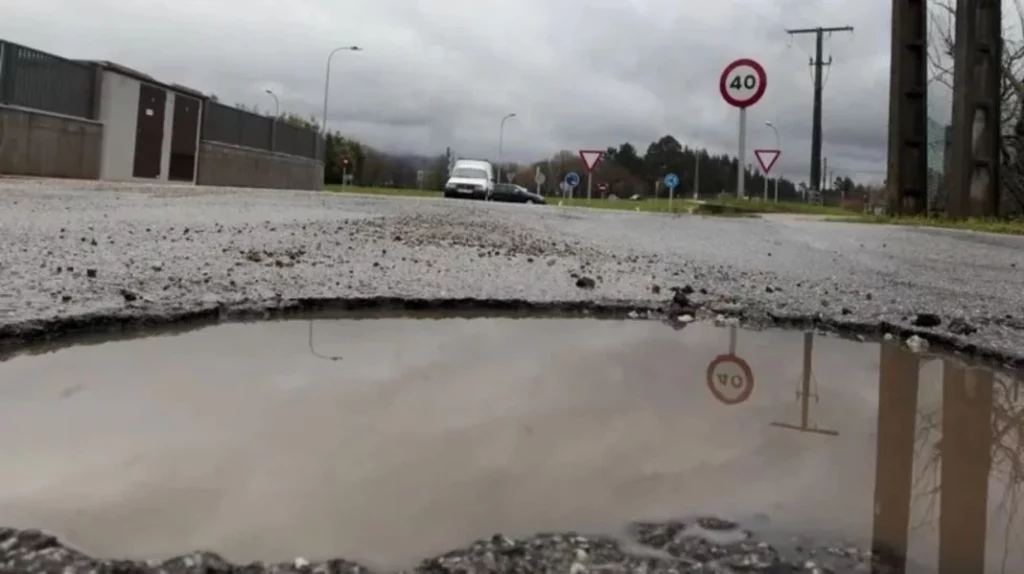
[765,121,781,202]
[497,112,516,186]
[266,89,280,152]
[265,89,280,117]
[318,45,362,162]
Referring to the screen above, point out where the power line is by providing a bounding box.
[785,26,854,194]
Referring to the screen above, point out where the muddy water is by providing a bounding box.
[0,318,1021,572]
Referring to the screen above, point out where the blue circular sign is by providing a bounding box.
[564,172,580,187]
[664,173,679,188]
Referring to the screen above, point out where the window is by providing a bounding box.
[452,167,488,179]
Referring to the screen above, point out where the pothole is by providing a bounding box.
[0,317,1021,574]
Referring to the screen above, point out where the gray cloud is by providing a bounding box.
[3,0,925,184]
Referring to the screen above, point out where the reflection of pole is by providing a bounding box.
[770,332,838,435]
[870,343,919,571]
[938,362,992,574]
[308,321,342,362]
[728,324,737,355]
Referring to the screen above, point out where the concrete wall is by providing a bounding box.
[0,105,102,179]
[196,141,324,190]
[98,71,195,183]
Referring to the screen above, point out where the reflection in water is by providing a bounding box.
[307,320,343,362]
[770,332,839,436]
[0,319,1020,572]
[871,343,1022,573]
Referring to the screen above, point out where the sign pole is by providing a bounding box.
[578,150,604,204]
[720,58,766,201]
[693,155,700,200]
[763,174,768,201]
[737,107,747,199]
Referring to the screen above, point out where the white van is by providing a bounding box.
[444,159,494,200]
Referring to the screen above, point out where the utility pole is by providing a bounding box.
[946,0,1002,217]
[785,26,854,196]
[886,0,929,215]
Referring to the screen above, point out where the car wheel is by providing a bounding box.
[525,199,534,204]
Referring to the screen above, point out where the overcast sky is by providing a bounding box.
[2,0,959,184]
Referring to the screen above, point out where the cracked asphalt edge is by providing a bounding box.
[1,294,1019,372]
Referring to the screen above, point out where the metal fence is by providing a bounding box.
[0,40,96,119]
[202,101,321,160]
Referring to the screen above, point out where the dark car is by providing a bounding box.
[488,184,546,204]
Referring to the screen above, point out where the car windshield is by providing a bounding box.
[451,168,487,180]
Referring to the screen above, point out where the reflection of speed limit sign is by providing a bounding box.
[706,354,755,405]
[719,59,767,108]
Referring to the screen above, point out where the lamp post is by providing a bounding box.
[497,112,516,187]
[266,89,280,152]
[318,45,362,163]
[765,121,781,202]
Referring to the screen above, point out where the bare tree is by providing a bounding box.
[929,0,1024,214]
[913,367,1024,572]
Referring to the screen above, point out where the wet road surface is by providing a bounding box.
[1,180,1023,364]
[1,317,1021,573]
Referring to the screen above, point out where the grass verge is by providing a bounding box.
[708,197,856,216]
[829,214,1024,236]
[324,185,442,198]
[323,185,860,219]
[556,196,698,213]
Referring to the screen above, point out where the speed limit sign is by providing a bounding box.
[706,354,755,405]
[719,58,767,109]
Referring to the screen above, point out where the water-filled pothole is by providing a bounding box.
[0,317,1021,573]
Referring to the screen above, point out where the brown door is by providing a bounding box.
[132,83,166,178]
[169,94,200,181]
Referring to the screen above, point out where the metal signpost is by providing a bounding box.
[719,58,767,200]
[534,168,547,196]
[753,149,780,202]
[564,172,580,199]
[578,150,605,202]
[664,172,679,211]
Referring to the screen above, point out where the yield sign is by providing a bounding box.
[579,149,605,172]
[754,149,780,174]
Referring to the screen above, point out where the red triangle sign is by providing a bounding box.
[579,149,605,172]
[754,149,780,174]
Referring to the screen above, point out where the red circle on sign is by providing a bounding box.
[705,354,755,405]
[719,59,767,109]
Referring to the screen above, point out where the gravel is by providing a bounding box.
[1,180,1021,369]
[0,179,1019,572]
[0,521,901,573]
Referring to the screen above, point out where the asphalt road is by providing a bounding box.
[1,178,1022,364]
[0,178,1017,573]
